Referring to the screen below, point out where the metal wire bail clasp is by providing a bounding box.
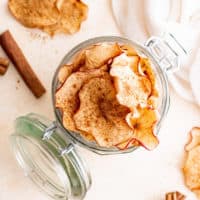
[42,121,57,140]
[145,33,187,73]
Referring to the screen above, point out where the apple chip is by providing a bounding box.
[183,146,200,190]
[74,76,134,147]
[185,127,200,151]
[115,138,140,150]
[58,64,74,84]
[85,43,122,69]
[127,107,159,150]
[56,68,107,131]
[183,127,200,199]
[8,0,88,36]
[139,58,159,97]
[110,54,152,108]
[120,44,138,56]
[8,0,59,27]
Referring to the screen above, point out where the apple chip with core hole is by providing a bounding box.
[8,0,88,36]
[85,43,122,69]
[183,127,200,199]
[128,107,159,150]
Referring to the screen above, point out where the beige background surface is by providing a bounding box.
[0,1,200,200]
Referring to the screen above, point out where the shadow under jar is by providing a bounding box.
[11,34,186,200]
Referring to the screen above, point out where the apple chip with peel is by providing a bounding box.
[85,43,122,69]
[115,138,140,150]
[127,107,159,150]
[55,68,107,131]
[139,58,159,97]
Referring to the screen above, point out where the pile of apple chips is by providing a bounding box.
[55,42,160,150]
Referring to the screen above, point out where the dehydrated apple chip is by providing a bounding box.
[183,127,200,199]
[183,146,200,190]
[139,57,159,96]
[185,127,200,151]
[128,107,159,150]
[8,0,88,36]
[56,68,107,131]
[85,43,122,69]
[120,44,138,56]
[110,55,152,108]
[58,64,74,84]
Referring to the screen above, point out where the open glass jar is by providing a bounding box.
[11,34,186,200]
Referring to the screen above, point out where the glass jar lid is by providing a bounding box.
[10,113,91,200]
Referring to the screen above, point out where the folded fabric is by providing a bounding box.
[112,0,200,105]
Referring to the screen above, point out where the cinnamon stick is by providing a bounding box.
[0,30,46,98]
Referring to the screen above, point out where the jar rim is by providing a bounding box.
[51,36,170,154]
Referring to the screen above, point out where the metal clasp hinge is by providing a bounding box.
[145,33,187,73]
[42,122,57,140]
[59,143,74,156]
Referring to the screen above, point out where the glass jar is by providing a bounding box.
[11,34,186,200]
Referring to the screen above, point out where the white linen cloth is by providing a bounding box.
[111,0,200,105]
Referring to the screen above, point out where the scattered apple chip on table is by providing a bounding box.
[55,42,160,150]
[183,127,200,199]
[8,0,88,36]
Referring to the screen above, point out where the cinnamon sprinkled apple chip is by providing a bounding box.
[8,0,88,36]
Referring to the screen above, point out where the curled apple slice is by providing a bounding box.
[85,43,122,69]
[115,138,140,150]
[185,127,200,151]
[55,68,107,131]
[128,107,159,150]
[139,58,159,96]
[110,54,152,109]
[120,44,138,56]
[58,64,74,84]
